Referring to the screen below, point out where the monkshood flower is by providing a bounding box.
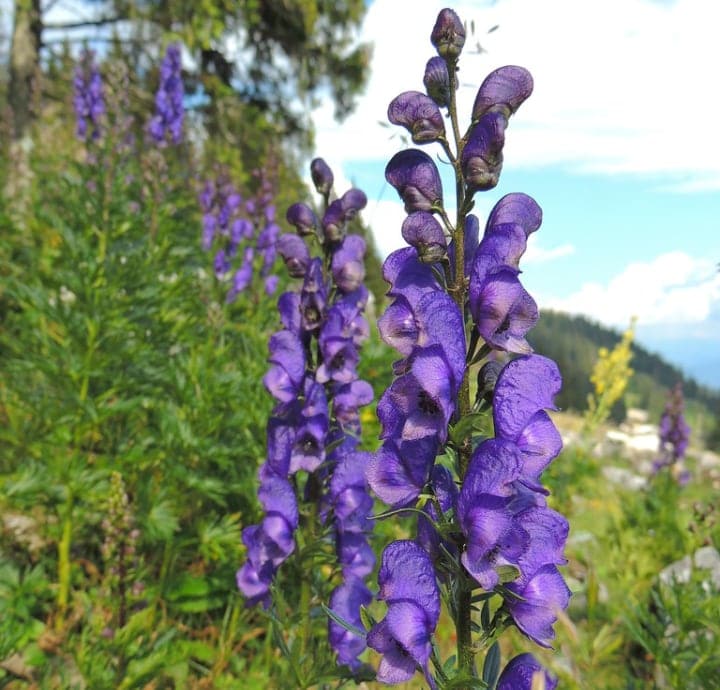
[367,541,440,688]
[198,166,281,300]
[654,383,691,480]
[73,50,105,141]
[497,653,557,690]
[148,43,184,145]
[238,158,374,675]
[367,7,569,686]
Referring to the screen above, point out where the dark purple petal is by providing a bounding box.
[277,233,310,278]
[331,235,366,293]
[470,270,538,354]
[401,211,447,262]
[424,56,450,107]
[367,619,417,684]
[286,202,318,237]
[497,654,557,690]
[385,149,443,213]
[431,8,466,59]
[461,112,507,192]
[493,355,562,441]
[277,291,301,334]
[472,66,534,121]
[377,540,440,623]
[384,247,441,304]
[310,157,334,195]
[366,437,438,508]
[328,577,372,670]
[486,193,543,238]
[388,91,445,144]
[322,199,346,243]
[236,561,271,608]
[377,296,418,356]
[506,564,571,647]
[340,188,368,218]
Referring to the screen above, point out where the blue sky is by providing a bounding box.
[311,0,720,388]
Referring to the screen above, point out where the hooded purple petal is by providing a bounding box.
[385,149,443,213]
[472,66,534,121]
[388,91,446,143]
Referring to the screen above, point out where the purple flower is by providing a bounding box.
[472,66,534,122]
[328,577,372,670]
[457,439,528,589]
[311,157,334,196]
[226,247,254,303]
[73,51,104,141]
[331,235,366,293]
[388,91,445,143]
[470,269,538,353]
[286,202,318,236]
[461,111,507,192]
[401,211,447,263]
[366,437,439,508]
[423,57,450,108]
[385,149,443,213]
[505,564,571,647]
[431,8,465,59]
[277,234,310,278]
[377,346,456,443]
[497,654,557,690]
[148,43,184,145]
[340,188,368,219]
[263,330,306,403]
[368,540,440,687]
[493,355,563,489]
[656,383,691,467]
[486,193,543,237]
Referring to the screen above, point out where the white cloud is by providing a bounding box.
[542,251,720,327]
[524,236,575,264]
[314,0,720,189]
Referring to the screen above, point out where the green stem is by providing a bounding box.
[446,54,476,682]
[56,499,73,632]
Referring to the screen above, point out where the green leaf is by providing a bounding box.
[481,641,501,689]
[320,603,367,639]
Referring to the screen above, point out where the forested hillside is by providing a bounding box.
[530,310,720,442]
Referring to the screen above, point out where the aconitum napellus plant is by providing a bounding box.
[364,8,570,688]
[73,50,105,141]
[148,43,184,145]
[199,166,280,301]
[236,159,376,677]
[654,383,691,481]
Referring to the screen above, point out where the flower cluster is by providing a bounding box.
[654,383,691,481]
[73,50,105,141]
[198,166,280,300]
[366,8,568,686]
[237,158,375,671]
[148,43,184,145]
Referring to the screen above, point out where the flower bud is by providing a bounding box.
[472,66,534,122]
[322,199,346,243]
[431,8,466,59]
[385,149,443,213]
[277,233,310,278]
[461,111,507,192]
[401,211,447,263]
[388,91,445,144]
[310,157,334,196]
[476,359,504,405]
[286,202,318,236]
[423,57,450,107]
[340,188,367,219]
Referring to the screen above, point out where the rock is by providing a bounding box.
[659,555,692,585]
[602,465,647,490]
